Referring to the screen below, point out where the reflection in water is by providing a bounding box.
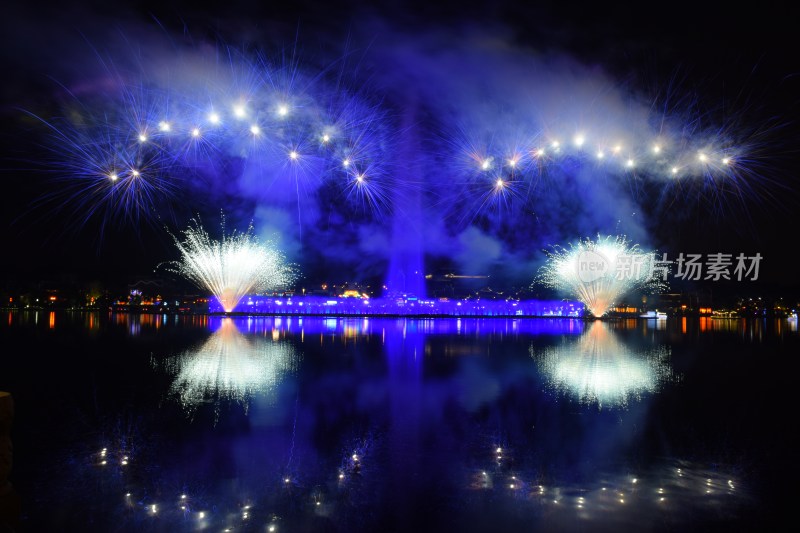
[163,318,298,413]
[534,321,675,408]
[9,313,789,531]
[468,453,750,530]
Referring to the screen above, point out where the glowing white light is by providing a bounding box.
[101,460,107,465]
[138,133,147,142]
[509,484,515,489]
[315,501,321,506]
[131,169,140,177]
[356,174,365,183]
[612,145,622,154]
[277,104,289,116]
[626,159,635,168]
[322,134,330,143]
[168,218,295,314]
[181,494,187,499]
[339,473,345,479]
[536,148,546,157]
[671,167,679,175]
[653,145,661,154]
[269,526,276,532]
[233,105,246,118]
[208,112,221,124]
[698,152,708,162]
[284,478,291,483]
[481,159,491,170]
[151,505,157,514]
[352,454,359,461]
[534,321,674,408]
[573,135,585,147]
[495,178,504,188]
[289,151,299,160]
[108,173,118,181]
[198,512,205,519]
[158,121,171,132]
[163,319,297,412]
[342,158,350,168]
[508,158,517,167]
[596,151,604,159]
[496,447,502,454]
[250,124,261,135]
[722,157,731,165]
[191,128,200,138]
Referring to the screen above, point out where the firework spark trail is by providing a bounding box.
[23,29,784,293]
[34,37,759,230]
[30,44,394,231]
[537,235,667,317]
[168,217,297,312]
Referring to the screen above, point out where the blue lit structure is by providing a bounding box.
[208,294,583,317]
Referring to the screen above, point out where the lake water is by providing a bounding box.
[1,311,798,532]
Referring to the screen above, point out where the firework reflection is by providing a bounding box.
[165,318,298,413]
[533,321,675,408]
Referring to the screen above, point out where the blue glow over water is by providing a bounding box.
[1,312,798,532]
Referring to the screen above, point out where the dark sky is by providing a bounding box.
[2,0,799,296]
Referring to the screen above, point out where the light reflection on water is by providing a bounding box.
[160,318,299,415]
[533,321,676,408]
[2,312,794,531]
[467,457,750,531]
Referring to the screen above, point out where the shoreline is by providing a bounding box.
[3,308,788,320]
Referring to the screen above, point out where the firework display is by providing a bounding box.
[537,235,667,317]
[30,48,393,229]
[167,217,296,313]
[21,31,774,309]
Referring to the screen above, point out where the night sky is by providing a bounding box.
[2,0,799,298]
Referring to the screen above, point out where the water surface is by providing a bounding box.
[1,312,797,531]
